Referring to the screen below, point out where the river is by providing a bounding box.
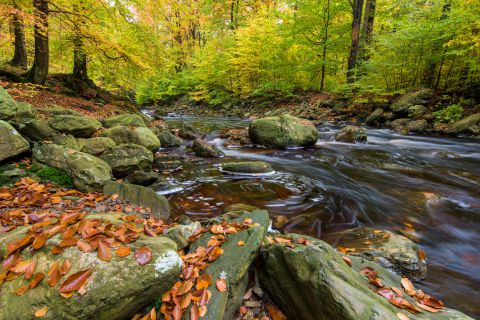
[147,113,480,317]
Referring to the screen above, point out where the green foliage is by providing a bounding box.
[32,166,74,188]
[434,104,464,124]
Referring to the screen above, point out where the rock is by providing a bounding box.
[176,122,200,140]
[221,161,274,175]
[446,113,480,135]
[17,119,81,150]
[324,227,427,279]
[103,181,170,219]
[0,120,30,163]
[224,203,259,213]
[80,137,116,156]
[0,86,17,120]
[192,140,224,158]
[154,155,182,172]
[100,144,153,177]
[0,213,181,320]
[40,105,82,116]
[125,170,159,186]
[364,108,383,124]
[157,129,181,148]
[390,118,410,132]
[259,233,473,320]
[407,119,428,132]
[101,126,160,152]
[32,144,112,191]
[391,89,434,113]
[103,113,147,128]
[335,125,368,143]
[408,105,428,119]
[49,115,102,138]
[11,101,38,125]
[163,221,201,249]
[249,114,318,149]
[186,210,270,320]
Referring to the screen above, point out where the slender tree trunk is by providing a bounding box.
[28,0,49,84]
[347,0,364,84]
[359,0,375,62]
[72,35,88,79]
[10,12,28,69]
[320,0,331,91]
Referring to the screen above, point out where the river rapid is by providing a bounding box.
[148,113,480,317]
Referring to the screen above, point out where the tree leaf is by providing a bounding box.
[115,246,131,257]
[59,269,92,293]
[34,306,49,318]
[215,278,227,293]
[134,246,152,266]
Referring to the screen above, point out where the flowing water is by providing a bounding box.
[149,113,480,317]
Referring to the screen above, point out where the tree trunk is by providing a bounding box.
[28,0,49,84]
[320,0,331,91]
[10,12,28,69]
[360,0,375,60]
[346,0,364,84]
[73,36,88,79]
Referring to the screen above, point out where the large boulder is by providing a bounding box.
[407,119,428,132]
[324,227,427,280]
[0,213,181,320]
[103,113,146,128]
[17,119,80,150]
[32,144,112,191]
[157,129,181,148]
[80,137,116,156]
[335,125,368,143]
[49,115,102,138]
[408,105,428,119]
[446,113,480,135]
[10,102,38,126]
[259,234,472,320]
[391,89,434,113]
[100,144,153,177]
[221,161,274,175]
[103,181,170,219]
[101,126,160,152]
[192,140,224,158]
[0,120,30,162]
[249,114,318,149]
[0,86,17,120]
[183,210,269,320]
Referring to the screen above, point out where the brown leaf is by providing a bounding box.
[34,306,49,318]
[190,304,200,320]
[416,302,441,313]
[421,295,444,309]
[237,241,245,246]
[47,262,62,287]
[29,272,45,289]
[196,274,212,290]
[180,293,192,309]
[172,305,182,320]
[59,269,92,293]
[342,256,352,267]
[77,240,93,253]
[115,246,131,257]
[397,312,410,320]
[59,260,72,275]
[266,305,287,320]
[177,280,194,296]
[400,278,416,296]
[15,284,30,296]
[216,278,227,293]
[98,240,112,262]
[32,233,48,250]
[134,246,152,266]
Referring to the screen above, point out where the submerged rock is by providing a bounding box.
[324,227,427,280]
[0,213,181,320]
[49,115,102,138]
[259,233,473,320]
[101,126,160,152]
[0,120,30,163]
[221,161,274,175]
[103,181,170,219]
[100,144,153,177]
[335,125,368,143]
[103,113,147,128]
[249,114,318,149]
[32,144,112,192]
[192,139,224,158]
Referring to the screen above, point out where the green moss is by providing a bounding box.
[35,166,74,188]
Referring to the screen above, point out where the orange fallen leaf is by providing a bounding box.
[397,312,410,320]
[237,241,245,246]
[416,302,441,313]
[97,240,112,262]
[115,246,131,257]
[59,269,92,293]
[216,278,227,293]
[34,306,49,318]
[29,272,45,289]
[134,246,152,266]
[177,280,194,296]
[266,305,287,320]
[342,256,352,267]
[15,284,29,296]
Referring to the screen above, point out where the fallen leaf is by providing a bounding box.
[134,246,152,266]
[416,302,441,313]
[59,269,92,293]
[216,278,227,293]
[237,241,245,246]
[34,306,49,318]
[342,256,352,267]
[397,312,410,320]
[177,280,194,296]
[15,284,29,296]
[266,305,287,320]
[47,263,61,287]
[59,260,72,275]
[190,304,200,320]
[401,278,416,296]
[115,246,131,257]
[29,272,45,289]
[97,240,112,262]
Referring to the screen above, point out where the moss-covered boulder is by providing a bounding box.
[364,108,384,124]
[103,181,170,219]
[446,113,480,135]
[17,119,80,150]
[324,227,427,280]
[407,119,428,132]
[49,115,102,138]
[391,89,434,113]
[101,126,160,152]
[80,137,116,156]
[335,125,368,143]
[192,139,224,158]
[249,114,318,149]
[124,170,159,186]
[184,210,269,320]
[408,105,428,119]
[154,155,182,172]
[10,101,38,125]
[32,144,112,191]
[0,120,30,162]
[221,161,274,175]
[0,86,17,120]
[100,144,153,177]
[103,113,147,128]
[259,234,473,320]
[158,129,181,148]
[39,105,82,116]
[0,213,181,320]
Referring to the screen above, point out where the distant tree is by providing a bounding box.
[347,0,364,84]
[27,0,49,84]
[10,4,28,69]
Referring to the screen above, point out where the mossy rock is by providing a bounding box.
[158,129,181,148]
[446,113,480,135]
[17,119,81,150]
[391,89,434,113]
[80,137,116,156]
[100,143,153,177]
[101,126,160,152]
[221,161,274,175]
[249,114,318,149]
[335,125,368,143]
[49,115,102,138]
[0,120,30,163]
[103,113,146,128]
[192,140,224,158]
[0,86,18,120]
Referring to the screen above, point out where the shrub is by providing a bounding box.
[433,104,464,124]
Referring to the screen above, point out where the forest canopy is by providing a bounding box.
[0,0,479,105]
